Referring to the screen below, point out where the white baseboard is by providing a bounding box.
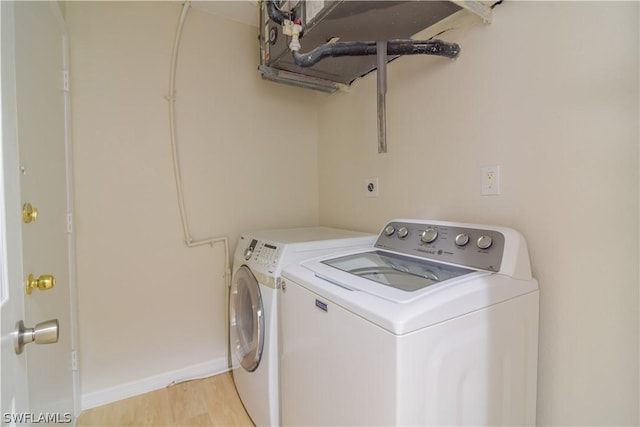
[80,357,229,411]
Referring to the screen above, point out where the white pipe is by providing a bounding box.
[50,1,82,416]
[166,2,232,371]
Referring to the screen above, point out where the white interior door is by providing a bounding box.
[1,2,30,422]
[1,0,77,422]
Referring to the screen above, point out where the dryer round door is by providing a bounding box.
[230,265,265,372]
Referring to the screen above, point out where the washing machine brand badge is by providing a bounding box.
[315,299,328,312]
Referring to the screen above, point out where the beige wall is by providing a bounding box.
[67,2,318,399]
[67,1,639,424]
[317,2,639,425]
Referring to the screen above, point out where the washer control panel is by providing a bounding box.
[375,221,505,272]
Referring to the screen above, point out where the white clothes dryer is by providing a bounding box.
[280,219,539,426]
[229,227,375,427]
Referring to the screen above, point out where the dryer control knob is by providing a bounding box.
[397,227,409,239]
[384,225,396,236]
[477,235,493,250]
[421,227,438,243]
[243,247,253,260]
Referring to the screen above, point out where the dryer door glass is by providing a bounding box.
[230,266,265,372]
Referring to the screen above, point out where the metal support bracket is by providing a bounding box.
[377,41,387,154]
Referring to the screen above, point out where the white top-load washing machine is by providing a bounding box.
[280,219,539,426]
[229,227,376,427]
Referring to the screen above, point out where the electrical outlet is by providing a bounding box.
[365,177,379,197]
[481,166,501,195]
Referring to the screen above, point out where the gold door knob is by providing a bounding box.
[26,274,56,295]
[22,203,38,223]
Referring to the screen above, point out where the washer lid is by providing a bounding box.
[308,249,485,304]
[322,250,472,292]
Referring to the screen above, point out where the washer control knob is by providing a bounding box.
[384,225,396,236]
[455,233,470,247]
[397,227,409,239]
[243,247,253,260]
[420,227,438,243]
[477,235,493,250]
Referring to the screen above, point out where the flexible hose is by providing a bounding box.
[166,1,232,371]
[266,0,288,25]
[265,0,304,38]
[292,39,461,68]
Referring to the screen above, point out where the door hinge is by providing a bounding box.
[62,70,70,92]
[66,212,73,233]
[71,350,78,371]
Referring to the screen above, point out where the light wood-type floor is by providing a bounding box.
[76,372,254,426]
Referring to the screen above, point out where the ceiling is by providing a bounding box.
[190,1,260,27]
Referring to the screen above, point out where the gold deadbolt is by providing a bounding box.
[22,203,38,223]
[26,274,56,295]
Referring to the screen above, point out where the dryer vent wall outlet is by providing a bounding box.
[365,178,379,197]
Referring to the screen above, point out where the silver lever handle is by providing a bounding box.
[14,319,59,354]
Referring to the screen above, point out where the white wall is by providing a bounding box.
[316,2,639,425]
[67,2,319,405]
